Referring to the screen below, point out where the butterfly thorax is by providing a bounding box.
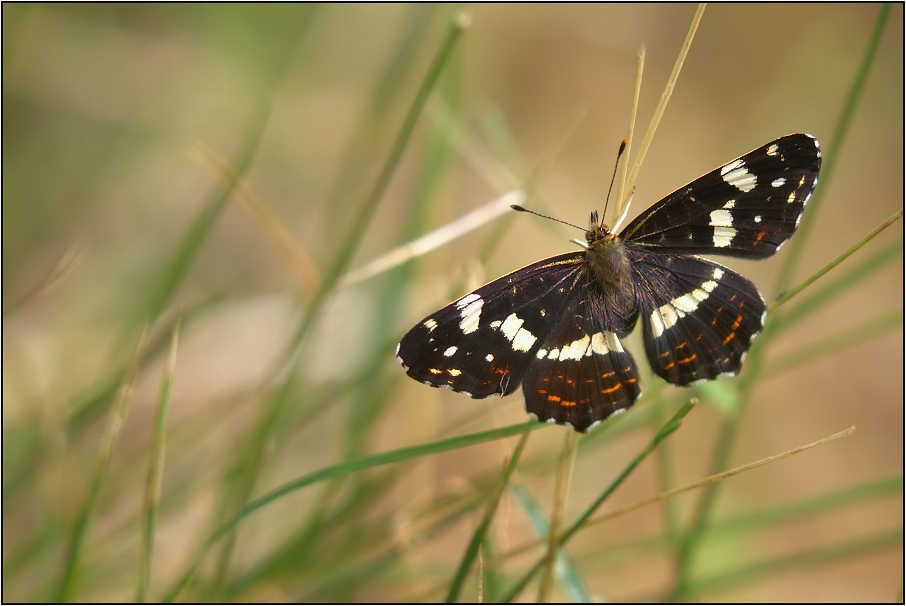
[583,211,637,333]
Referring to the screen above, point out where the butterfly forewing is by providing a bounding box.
[397,253,586,398]
[620,134,821,258]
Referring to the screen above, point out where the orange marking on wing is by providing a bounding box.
[678,353,697,364]
[722,332,736,345]
[755,231,766,243]
[547,395,561,403]
[537,389,548,395]
[663,362,675,371]
[601,371,616,378]
[731,315,743,330]
[561,400,577,407]
[601,383,623,394]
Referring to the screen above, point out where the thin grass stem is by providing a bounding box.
[622,4,705,206]
[137,320,180,602]
[56,326,149,601]
[445,430,530,603]
[500,400,695,602]
[537,429,579,602]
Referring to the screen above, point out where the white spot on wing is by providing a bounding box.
[709,209,734,228]
[723,199,736,209]
[458,297,484,334]
[754,215,762,223]
[766,143,779,156]
[720,160,757,192]
[772,177,786,188]
[590,332,609,355]
[423,319,438,332]
[486,353,494,362]
[499,313,537,352]
[558,335,590,361]
[448,368,462,376]
[651,273,723,338]
[712,226,737,247]
[443,346,458,357]
[605,332,624,353]
[650,312,666,338]
[455,293,481,309]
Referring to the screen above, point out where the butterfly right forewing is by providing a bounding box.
[620,133,821,259]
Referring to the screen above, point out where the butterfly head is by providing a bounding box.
[586,210,616,247]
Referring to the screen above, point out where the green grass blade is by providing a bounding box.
[445,430,529,603]
[131,105,270,337]
[671,10,893,597]
[56,327,149,602]
[707,473,903,538]
[511,484,592,603]
[137,321,180,602]
[775,238,902,330]
[287,11,470,350]
[161,421,542,601]
[200,14,472,596]
[771,210,903,312]
[763,311,902,377]
[500,400,696,602]
[692,529,903,596]
[774,3,892,296]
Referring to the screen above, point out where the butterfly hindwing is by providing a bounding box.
[521,292,641,432]
[629,249,766,385]
[397,253,586,398]
[620,134,821,259]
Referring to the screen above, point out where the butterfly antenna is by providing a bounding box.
[510,205,585,232]
[600,139,627,228]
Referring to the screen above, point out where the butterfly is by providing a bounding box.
[396,134,821,432]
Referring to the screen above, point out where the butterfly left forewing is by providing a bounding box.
[397,253,586,398]
[620,133,821,259]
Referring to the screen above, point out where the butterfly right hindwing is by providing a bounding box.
[629,249,766,385]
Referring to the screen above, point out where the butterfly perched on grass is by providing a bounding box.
[397,134,821,432]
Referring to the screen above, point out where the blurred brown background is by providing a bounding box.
[3,4,902,602]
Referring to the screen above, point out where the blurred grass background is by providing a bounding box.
[2,4,902,602]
